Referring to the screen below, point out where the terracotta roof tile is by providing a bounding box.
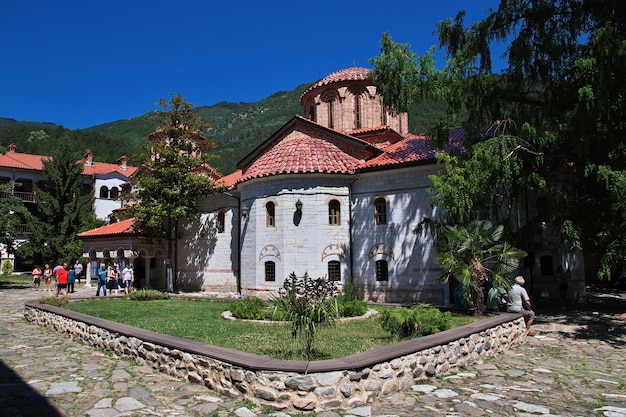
[301,67,371,99]
[358,127,465,170]
[0,150,49,171]
[82,162,137,177]
[77,218,138,238]
[239,136,363,183]
[218,169,242,188]
[0,149,136,177]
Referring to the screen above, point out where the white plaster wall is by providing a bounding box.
[93,174,129,220]
[351,165,446,305]
[239,175,352,297]
[177,194,239,293]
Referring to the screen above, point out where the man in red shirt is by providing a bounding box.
[55,263,69,297]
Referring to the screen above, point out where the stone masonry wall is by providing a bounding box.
[24,303,527,413]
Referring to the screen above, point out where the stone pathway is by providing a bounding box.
[1,283,625,416]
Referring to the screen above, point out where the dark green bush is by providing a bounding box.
[128,289,170,301]
[38,295,69,307]
[379,304,451,339]
[337,298,368,317]
[229,297,268,320]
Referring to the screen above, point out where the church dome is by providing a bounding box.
[299,67,408,135]
[301,67,371,101]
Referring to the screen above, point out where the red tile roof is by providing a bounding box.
[301,67,371,100]
[0,147,136,177]
[82,162,137,177]
[0,149,49,171]
[77,218,139,238]
[218,169,242,188]
[358,127,465,170]
[239,136,364,183]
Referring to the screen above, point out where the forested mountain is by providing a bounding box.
[0,82,450,175]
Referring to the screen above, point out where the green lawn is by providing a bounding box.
[63,297,478,360]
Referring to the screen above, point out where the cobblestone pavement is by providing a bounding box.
[1,283,625,417]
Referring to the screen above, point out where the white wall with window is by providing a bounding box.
[93,173,131,220]
[238,175,351,298]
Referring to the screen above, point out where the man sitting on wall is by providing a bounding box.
[506,275,536,336]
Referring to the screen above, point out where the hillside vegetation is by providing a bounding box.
[0,82,451,175]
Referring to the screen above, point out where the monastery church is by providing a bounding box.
[79,67,572,305]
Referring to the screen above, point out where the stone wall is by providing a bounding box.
[24,301,526,413]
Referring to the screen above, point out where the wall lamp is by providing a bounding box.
[241,205,249,219]
[295,199,303,212]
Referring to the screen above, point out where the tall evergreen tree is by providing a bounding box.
[20,136,96,265]
[0,183,29,262]
[126,94,223,291]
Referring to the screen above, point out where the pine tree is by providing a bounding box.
[23,136,95,265]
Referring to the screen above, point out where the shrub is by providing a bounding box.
[128,289,170,301]
[271,272,338,359]
[38,295,69,307]
[229,297,268,320]
[379,304,451,339]
[337,298,368,317]
[342,276,362,301]
[2,259,14,276]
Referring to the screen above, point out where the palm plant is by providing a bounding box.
[434,220,527,314]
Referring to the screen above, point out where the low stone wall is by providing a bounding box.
[24,301,526,412]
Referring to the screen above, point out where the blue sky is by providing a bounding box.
[1,1,501,130]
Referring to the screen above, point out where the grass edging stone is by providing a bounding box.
[24,298,527,412]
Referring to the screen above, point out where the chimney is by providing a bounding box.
[117,155,127,171]
[84,150,93,167]
[8,143,17,153]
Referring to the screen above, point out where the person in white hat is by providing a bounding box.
[507,275,536,336]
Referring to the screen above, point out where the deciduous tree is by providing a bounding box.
[126,94,223,291]
[371,0,626,281]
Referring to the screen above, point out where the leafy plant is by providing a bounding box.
[379,304,451,339]
[229,297,268,320]
[432,220,526,314]
[128,289,170,301]
[271,272,339,359]
[1,259,13,275]
[38,295,70,307]
[337,298,368,318]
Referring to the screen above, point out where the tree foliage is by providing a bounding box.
[371,0,626,280]
[125,94,223,291]
[0,183,29,258]
[127,94,223,236]
[434,220,527,313]
[18,136,98,265]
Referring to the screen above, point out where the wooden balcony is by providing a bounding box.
[0,191,36,203]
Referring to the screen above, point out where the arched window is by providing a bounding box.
[109,187,119,199]
[216,211,225,233]
[374,197,387,225]
[265,261,275,281]
[328,101,334,129]
[540,255,554,276]
[354,94,362,129]
[99,186,109,199]
[375,260,389,281]
[328,200,340,225]
[266,202,275,227]
[328,261,341,281]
